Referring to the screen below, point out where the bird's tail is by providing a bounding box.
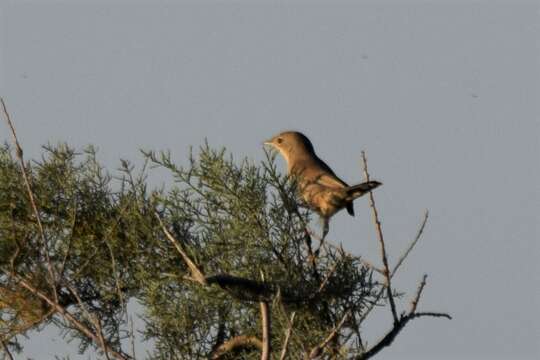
[345,181,382,200]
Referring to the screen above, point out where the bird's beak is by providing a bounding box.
[263,138,274,147]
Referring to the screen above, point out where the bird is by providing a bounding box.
[264,131,381,238]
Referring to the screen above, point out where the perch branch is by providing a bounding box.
[361,151,398,324]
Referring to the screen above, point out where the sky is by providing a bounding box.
[1,1,539,359]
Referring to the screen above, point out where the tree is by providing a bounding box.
[0,99,450,359]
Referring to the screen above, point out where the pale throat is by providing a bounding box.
[277,147,293,172]
[277,146,311,175]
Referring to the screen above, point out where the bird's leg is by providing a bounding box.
[322,217,329,240]
[314,217,329,257]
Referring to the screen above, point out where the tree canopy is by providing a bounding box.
[0,101,450,360]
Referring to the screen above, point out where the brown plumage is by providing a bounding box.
[264,131,381,236]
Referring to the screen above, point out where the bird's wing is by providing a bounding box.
[311,163,356,216]
[315,172,349,188]
[312,157,349,189]
[312,158,355,216]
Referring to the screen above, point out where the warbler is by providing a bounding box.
[264,131,381,237]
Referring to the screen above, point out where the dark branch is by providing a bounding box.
[354,276,451,360]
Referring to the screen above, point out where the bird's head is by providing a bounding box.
[263,131,315,166]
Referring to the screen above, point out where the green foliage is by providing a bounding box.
[141,145,381,359]
[0,142,382,359]
[0,143,151,353]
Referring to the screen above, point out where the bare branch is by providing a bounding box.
[410,274,428,314]
[357,210,430,325]
[354,310,451,360]
[361,151,398,324]
[411,312,451,320]
[392,211,429,277]
[0,97,58,303]
[1,340,14,360]
[129,316,136,360]
[279,312,296,360]
[308,310,351,359]
[105,239,125,311]
[260,301,271,360]
[155,212,207,285]
[64,283,111,360]
[355,275,451,360]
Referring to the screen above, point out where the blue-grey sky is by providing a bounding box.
[1,1,539,359]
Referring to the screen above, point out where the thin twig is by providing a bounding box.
[317,262,338,293]
[391,211,429,277]
[355,310,450,360]
[59,206,77,278]
[279,312,296,360]
[105,239,125,311]
[155,211,207,285]
[361,151,398,324]
[357,210,430,324]
[64,283,111,360]
[0,98,58,303]
[320,237,385,275]
[308,310,351,359]
[410,274,427,314]
[0,340,14,360]
[355,275,451,360]
[128,316,137,360]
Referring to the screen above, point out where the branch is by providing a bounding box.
[155,212,207,285]
[64,283,111,360]
[211,336,263,359]
[156,212,318,303]
[361,151,398,324]
[354,276,451,360]
[1,269,130,360]
[308,310,351,359]
[391,211,429,277]
[0,98,58,303]
[354,310,451,360]
[279,312,296,360]
[1,340,14,360]
[260,301,271,360]
[357,211,430,324]
[410,274,427,314]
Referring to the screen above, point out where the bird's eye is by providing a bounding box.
[277,137,283,144]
